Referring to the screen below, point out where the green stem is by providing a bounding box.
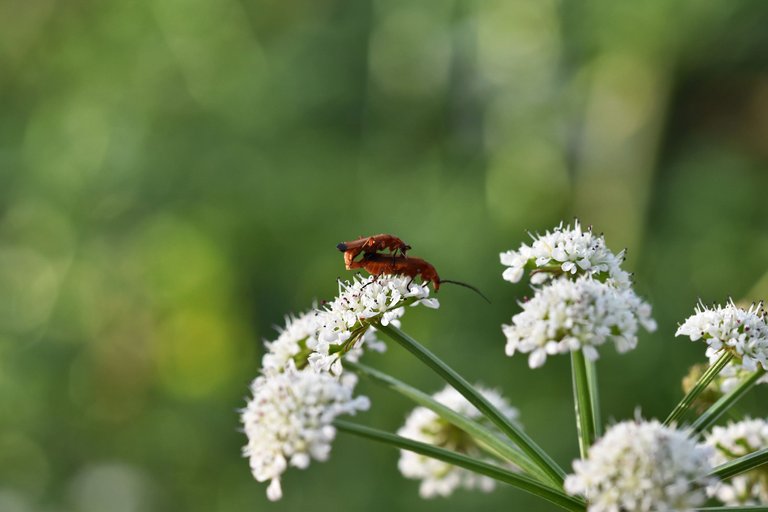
[709,447,768,480]
[347,361,553,485]
[664,352,733,427]
[376,323,566,486]
[571,350,597,458]
[691,368,765,434]
[335,420,585,512]
[585,358,602,438]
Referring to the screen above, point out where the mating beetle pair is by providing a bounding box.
[336,234,488,302]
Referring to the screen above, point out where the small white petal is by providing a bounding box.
[266,478,282,501]
[582,345,599,361]
[417,298,440,309]
[502,267,524,283]
[499,250,517,266]
[529,349,547,368]
[290,453,310,469]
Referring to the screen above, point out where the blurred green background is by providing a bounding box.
[2,0,768,510]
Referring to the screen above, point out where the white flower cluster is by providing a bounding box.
[397,385,519,498]
[706,418,768,505]
[262,308,387,374]
[500,220,631,288]
[243,273,439,500]
[676,301,768,373]
[501,222,655,368]
[310,274,439,375]
[241,362,370,501]
[503,276,656,368]
[261,309,322,373]
[565,420,715,512]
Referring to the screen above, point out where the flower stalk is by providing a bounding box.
[586,358,602,438]
[691,368,766,434]
[664,351,733,426]
[347,360,553,485]
[335,420,586,512]
[377,322,566,487]
[571,350,598,458]
[709,446,768,480]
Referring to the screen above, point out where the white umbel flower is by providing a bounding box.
[261,310,322,373]
[503,276,656,368]
[397,385,519,498]
[500,220,631,288]
[240,362,370,501]
[262,309,386,373]
[311,274,438,375]
[565,420,715,512]
[676,301,768,373]
[706,418,768,505]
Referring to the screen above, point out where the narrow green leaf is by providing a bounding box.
[692,368,765,434]
[571,350,596,458]
[335,420,585,512]
[664,352,733,427]
[709,446,768,480]
[347,361,553,485]
[585,358,602,438]
[376,323,567,486]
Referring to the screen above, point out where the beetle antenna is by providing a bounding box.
[440,279,491,304]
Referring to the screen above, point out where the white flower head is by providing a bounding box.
[503,276,656,368]
[565,419,716,512]
[500,220,631,288]
[676,300,768,373]
[240,362,370,501]
[311,274,439,375]
[706,418,768,505]
[397,385,519,498]
[261,309,321,373]
[262,308,387,374]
